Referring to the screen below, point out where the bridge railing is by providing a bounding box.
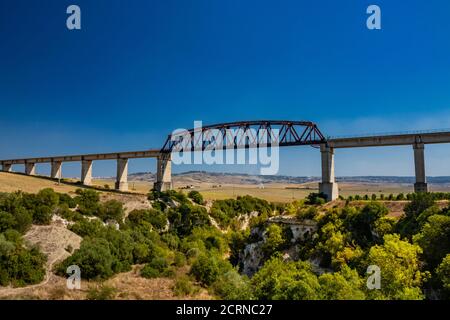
[327,128,450,140]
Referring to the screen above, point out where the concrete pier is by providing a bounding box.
[319,145,339,201]
[81,160,93,186]
[154,154,172,192]
[115,158,128,191]
[2,163,12,172]
[25,162,36,175]
[51,161,62,179]
[413,143,428,192]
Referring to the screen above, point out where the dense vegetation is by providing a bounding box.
[0,186,449,300]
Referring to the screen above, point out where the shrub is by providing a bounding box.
[57,238,116,280]
[251,257,320,300]
[211,270,254,300]
[0,211,16,233]
[262,224,285,257]
[75,189,100,216]
[141,257,173,279]
[306,193,327,205]
[99,200,124,222]
[436,254,450,298]
[32,205,53,225]
[174,251,186,267]
[127,209,167,230]
[209,196,272,228]
[58,193,77,208]
[87,284,117,300]
[296,206,318,220]
[173,275,198,297]
[413,214,450,269]
[69,218,105,238]
[188,191,204,205]
[190,253,232,286]
[0,234,46,287]
[36,188,60,208]
[168,204,210,236]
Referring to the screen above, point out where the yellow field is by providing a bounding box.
[2,172,450,203]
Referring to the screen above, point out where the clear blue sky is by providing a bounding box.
[1,0,450,177]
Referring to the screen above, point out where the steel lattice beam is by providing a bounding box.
[161,120,326,153]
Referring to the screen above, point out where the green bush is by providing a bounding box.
[413,214,450,269]
[0,234,46,287]
[188,191,204,205]
[87,284,117,300]
[69,218,105,238]
[211,270,254,300]
[141,257,173,278]
[305,193,326,205]
[58,193,77,208]
[168,204,210,236]
[127,209,167,230]
[251,256,320,300]
[99,200,124,222]
[436,254,450,298]
[190,253,232,286]
[75,189,100,216]
[57,238,116,280]
[209,196,272,229]
[173,275,198,297]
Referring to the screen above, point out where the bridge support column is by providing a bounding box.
[154,154,172,192]
[51,161,62,179]
[2,163,12,172]
[115,158,128,191]
[25,162,36,175]
[413,143,428,193]
[81,160,93,186]
[319,145,339,201]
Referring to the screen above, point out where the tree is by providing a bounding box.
[190,253,232,286]
[344,202,388,246]
[436,254,450,298]
[35,188,59,208]
[318,265,365,300]
[32,205,53,225]
[251,256,320,300]
[413,214,450,269]
[75,189,100,216]
[365,234,425,300]
[0,211,16,233]
[169,204,210,236]
[305,193,326,205]
[262,224,285,257]
[188,191,204,205]
[57,238,116,280]
[0,234,46,287]
[141,257,173,278]
[99,200,124,222]
[398,192,436,238]
[211,269,254,300]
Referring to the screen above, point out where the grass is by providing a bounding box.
[2,172,450,203]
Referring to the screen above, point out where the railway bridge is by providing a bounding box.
[1,120,450,201]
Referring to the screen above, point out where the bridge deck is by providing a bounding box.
[328,131,450,148]
[1,131,450,165]
[0,149,161,165]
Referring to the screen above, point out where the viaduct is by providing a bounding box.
[1,120,450,201]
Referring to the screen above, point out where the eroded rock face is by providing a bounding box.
[240,241,265,276]
[238,217,318,277]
